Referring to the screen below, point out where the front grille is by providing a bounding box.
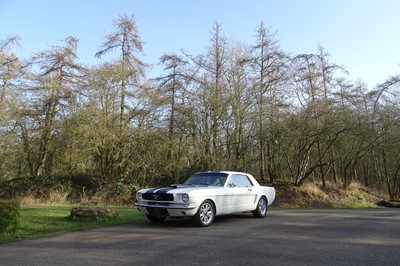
[143,193,174,201]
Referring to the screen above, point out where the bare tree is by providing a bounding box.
[250,22,288,182]
[0,36,21,107]
[29,36,83,176]
[289,47,349,186]
[95,14,147,177]
[156,53,188,145]
[223,43,254,170]
[0,37,23,179]
[184,21,230,169]
[370,75,400,198]
[202,21,229,161]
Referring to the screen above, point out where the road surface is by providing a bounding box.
[0,209,399,265]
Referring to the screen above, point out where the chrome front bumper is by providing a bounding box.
[136,202,197,217]
[136,202,196,209]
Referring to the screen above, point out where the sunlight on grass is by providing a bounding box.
[0,206,146,244]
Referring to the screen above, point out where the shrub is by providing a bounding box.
[0,199,20,234]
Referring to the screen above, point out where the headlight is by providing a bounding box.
[136,192,143,201]
[182,193,189,203]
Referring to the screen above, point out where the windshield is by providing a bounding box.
[184,172,228,187]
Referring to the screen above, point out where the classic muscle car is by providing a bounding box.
[135,171,276,226]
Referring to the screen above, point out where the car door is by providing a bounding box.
[225,174,257,213]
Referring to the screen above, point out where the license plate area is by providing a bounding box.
[146,207,169,217]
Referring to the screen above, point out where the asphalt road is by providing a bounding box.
[0,209,399,265]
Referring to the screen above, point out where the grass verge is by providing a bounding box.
[0,205,146,244]
[0,182,387,244]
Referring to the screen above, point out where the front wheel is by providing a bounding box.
[193,200,215,227]
[252,197,267,218]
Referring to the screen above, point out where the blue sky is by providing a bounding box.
[1,0,400,88]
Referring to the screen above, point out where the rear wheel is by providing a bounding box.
[146,214,166,223]
[193,200,215,227]
[252,196,267,218]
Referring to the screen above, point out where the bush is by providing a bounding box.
[0,199,20,234]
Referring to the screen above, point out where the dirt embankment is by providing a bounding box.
[0,176,395,208]
[273,182,387,208]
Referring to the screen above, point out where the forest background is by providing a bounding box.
[1,12,399,203]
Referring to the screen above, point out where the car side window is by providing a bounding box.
[231,174,253,187]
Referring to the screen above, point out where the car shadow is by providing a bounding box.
[145,212,256,228]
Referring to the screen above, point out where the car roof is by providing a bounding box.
[196,171,250,176]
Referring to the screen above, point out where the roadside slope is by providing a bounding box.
[273,182,385,208]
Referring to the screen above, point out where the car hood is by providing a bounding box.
[141,184,220,194]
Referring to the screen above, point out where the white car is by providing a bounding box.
[135,171,276,226]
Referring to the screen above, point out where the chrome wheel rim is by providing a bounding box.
[258,198,266,215]
[200,202,213,225]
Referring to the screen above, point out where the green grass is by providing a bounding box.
[0,205,146,244]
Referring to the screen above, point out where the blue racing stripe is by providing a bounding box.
[155,187,176,194]
[145,187,175,194]
[145,185,192,194]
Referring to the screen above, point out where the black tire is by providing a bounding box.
[252,196,267,218]
[146,214,166,223]
[193,200,215,227]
